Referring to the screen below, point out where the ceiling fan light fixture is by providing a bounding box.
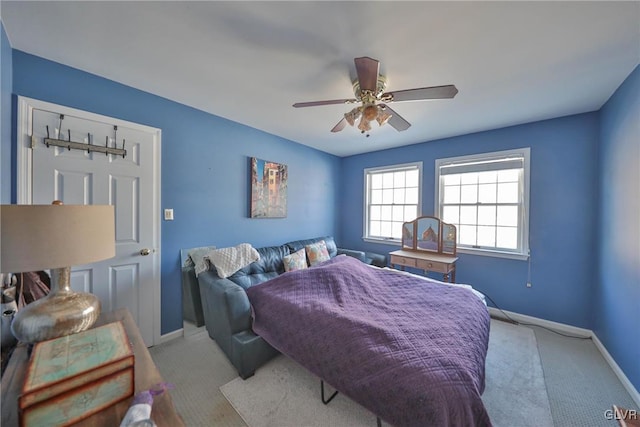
[344,108,361,126]
[358,115,372,133]
[376,108,392,127]
[363,104,378,121]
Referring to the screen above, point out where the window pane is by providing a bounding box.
[393,171,405,188]
[370,205,381,220]
[477,226,496,247]
[497,205,518,226]
[404,205,417,221]
[497,226,518,249]
[405,187,419,204]
[381,205,392,221]
[370,221,381,236]
[382,173,394,188]
[382,189,393,204]
[442,205,459,224]
[498,169,519,182]
[443,185,460,204]
[460,184,478,203]
[478,205,496,226]
[478,171,497,184]
[460,206,477,224]
[393,188,405,204]
[380,221,392,237]
[371,189,382,204]
[461,172,478,185]
[443,174,460,185]
[497,182,518,203]
[392,205,404,221]
[459,225,476,246]
[391,222,403,239]
[406,169,419,187]
[478,183,497,203]
[371,174,383,189]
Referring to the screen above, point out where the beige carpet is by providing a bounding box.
[220,319,554,427]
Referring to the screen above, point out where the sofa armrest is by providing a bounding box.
[337,248,366,263]
[198,271,252,356]
[365,251,387,268]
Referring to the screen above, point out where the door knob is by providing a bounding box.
[140,248,151,256]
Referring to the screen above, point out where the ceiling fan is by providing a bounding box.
[293,57,458,137]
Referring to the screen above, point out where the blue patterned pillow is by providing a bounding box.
[283,248,308,272]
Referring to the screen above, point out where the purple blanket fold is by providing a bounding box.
[247,255,491,427]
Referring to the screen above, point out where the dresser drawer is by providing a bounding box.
[416,259,449,273]
[390,255,417,268]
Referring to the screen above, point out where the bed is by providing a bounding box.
[246,255,492,427]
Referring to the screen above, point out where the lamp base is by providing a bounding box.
[10,268,101,343]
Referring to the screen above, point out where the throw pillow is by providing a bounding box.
[283,248,308,272]
[205,243,260,278]
[305,240,331,266]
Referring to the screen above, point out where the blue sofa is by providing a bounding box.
[197,236,385,379]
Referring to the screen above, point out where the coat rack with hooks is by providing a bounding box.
[40,115,127,158]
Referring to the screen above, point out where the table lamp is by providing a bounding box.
[0,203,115,343]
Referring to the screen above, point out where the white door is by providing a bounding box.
[17,97,161,346]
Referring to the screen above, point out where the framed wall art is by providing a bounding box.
[250,157,288,218]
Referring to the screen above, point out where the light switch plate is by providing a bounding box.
[164,209,174,221]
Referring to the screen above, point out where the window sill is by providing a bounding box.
[362,237,402,246]
[457,247,529,261]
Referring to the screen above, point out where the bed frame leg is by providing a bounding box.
[320,380,339,405]
[377,417,382,427]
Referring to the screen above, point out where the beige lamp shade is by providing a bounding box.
[1,204,115,273]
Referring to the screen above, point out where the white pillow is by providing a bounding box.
[205,243,260,278]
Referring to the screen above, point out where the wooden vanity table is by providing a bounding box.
[390,215,458,283]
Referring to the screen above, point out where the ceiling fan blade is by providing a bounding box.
[384,85,458,102]
[293,98,355,108]
[331,118,347,133]
[382,105,411,131]
[354,57,380,92]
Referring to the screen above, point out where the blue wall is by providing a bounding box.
[596,65,640,391]
[9,50,341,334]
[0,22,11,203]
[340,113,600,329]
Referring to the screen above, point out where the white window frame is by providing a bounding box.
[363,162,423,244]
[435,148,530,260]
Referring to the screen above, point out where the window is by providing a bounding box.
[364,162,422,242]
[435,148,530,259]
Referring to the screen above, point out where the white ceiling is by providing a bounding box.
[2,1,639,157]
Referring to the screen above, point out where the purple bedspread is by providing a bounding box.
[247,255,491,427]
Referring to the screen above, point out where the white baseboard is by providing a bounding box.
[591,333,640,408]
[488,307,640,407]
[158,328,183,345]
[488,307,591,337]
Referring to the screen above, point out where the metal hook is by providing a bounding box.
[46,125,50,140]
[87,133,92,153]
[105,136,109,156]
[67,129,72,149]
[122,139,126,158]
[58,114,64,139]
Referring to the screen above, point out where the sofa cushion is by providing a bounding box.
[286,236,337,258]
[227,245,290,290]
[283,248,308,272]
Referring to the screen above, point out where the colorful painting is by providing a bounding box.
[250,157,288,218]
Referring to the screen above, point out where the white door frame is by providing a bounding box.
[16,96,163,346]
